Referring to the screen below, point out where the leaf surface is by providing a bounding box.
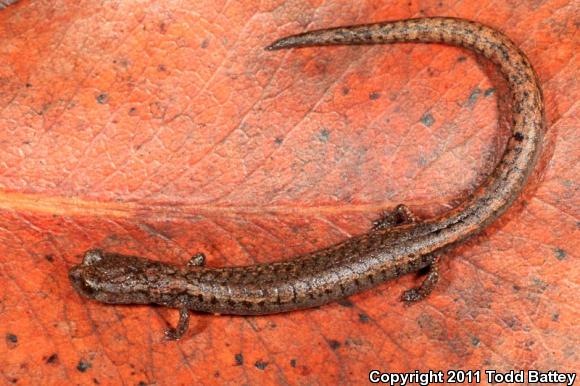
[0,1,577,384]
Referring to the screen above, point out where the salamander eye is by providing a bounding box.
[80,279,97,296]
[83,249,104,265]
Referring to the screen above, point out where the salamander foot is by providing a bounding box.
[401,256,440,304]
[164,308,190,340]
[187,252,206,268]
[373,204,417,230]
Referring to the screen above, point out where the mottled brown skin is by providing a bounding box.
[69,17,545,339]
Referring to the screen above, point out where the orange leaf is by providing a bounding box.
[0,1,577,384]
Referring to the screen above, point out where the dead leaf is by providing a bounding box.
[0,0,577,384]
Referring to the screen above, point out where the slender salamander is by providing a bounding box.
[69,17,544,339]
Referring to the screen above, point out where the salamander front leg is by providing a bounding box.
[373,204,417,230]
[401,256,440,303]
[164,308,190,340]
[187,252,206,268]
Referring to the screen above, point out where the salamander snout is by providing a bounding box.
[68,249,108,299]
[68,249,170,305]
[68,264,98,299]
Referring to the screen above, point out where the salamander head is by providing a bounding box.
[69,249,180,305]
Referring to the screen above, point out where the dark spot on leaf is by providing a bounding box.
[484,87,496,97]
[341,86,350,95]
[157,64,166,72]
[457,56,467,62]
[138,382,148,386]
[336,299,354,307]
[327,339,341,350]
[274,137,283,145]
[503,316,519,329]
[552,313,559,322]
[553,248,566,260]
[290,358,297,368]
[235,353,244,366]
[96,93,109,104]
[466,87,481,107]
[129,107,138,115]
[77,359,92,372]
[524,339,535,350]
[45,353,59,364]
[359,313,370,323]
[532,277,547,292]
[201,38,209,49]
[513,132,525,141]
[318,128,330,143]
[25,83,32,88]
[255,360,268,370]
[114,58,130,68]
[45,254,54,262]
[471,336,480,347]
[5,333,18,347]
[369,91,381,100]
[421,112,435,127]
[159,22,167,34]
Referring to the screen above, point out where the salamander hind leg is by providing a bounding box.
[372,204,417,230]
[401,256,440,304]
[164,308,190,340]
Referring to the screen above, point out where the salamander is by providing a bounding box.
[69,17,544,340]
